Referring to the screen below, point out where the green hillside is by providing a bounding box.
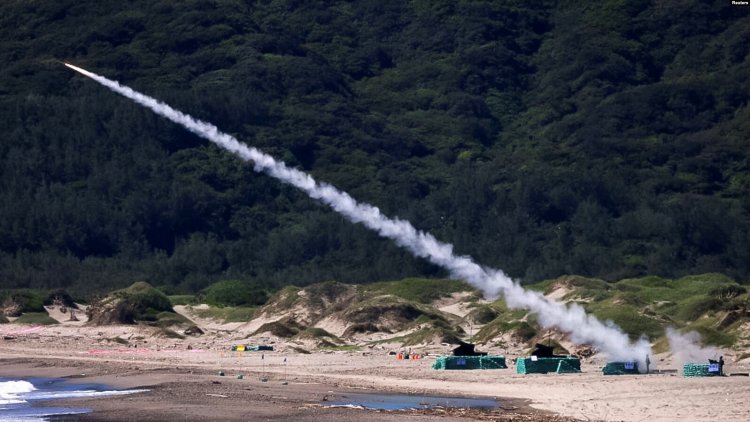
[0,1,748,295]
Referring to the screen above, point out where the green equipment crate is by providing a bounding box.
[603,361,639,375]
[516,357,581,374]
[432,355,507,370]
[683,363,720,377]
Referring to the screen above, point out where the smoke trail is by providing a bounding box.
[64,63,651,362]
[666,327,720,366]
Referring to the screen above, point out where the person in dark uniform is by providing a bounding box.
[645,355,650,373]
[719,356,725,376]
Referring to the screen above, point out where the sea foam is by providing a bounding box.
[0,380,36,405]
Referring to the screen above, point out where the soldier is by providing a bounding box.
[645,355,651,374]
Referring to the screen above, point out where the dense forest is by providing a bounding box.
[1,0,749,296]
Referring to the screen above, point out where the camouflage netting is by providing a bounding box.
[556,359,580,373]
[603,361,640,375]
[516,357,581,374]
[432,355,507,370]
[683,363,720,377]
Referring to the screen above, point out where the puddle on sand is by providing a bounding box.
[325,392,499,411]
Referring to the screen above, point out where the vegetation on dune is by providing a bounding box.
[0,1,747,296]
[684,319,737,348]
[168,295,198,306]
[342,295,443,332]
[294,327,344,347]
[343,301,421,329]
[201,279,268,307]
[466,305,499,325]
[1,290,48,318]
[193,305,255,323]
[13,312,59,325]
[86,281,177,325]
[398,326,463,347]
[151,311,192,328]
[0,274,745,351]
[273,286,303,309]
[342,322,381,337]
[300,281,357,310]
[256,281,356,324]
[243,278,468,345]
[583,303,664,341]
[120,281,173,311]
[364,278,475,304]
[473,318,538,344]
[253,318,306,338]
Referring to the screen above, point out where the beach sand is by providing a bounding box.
[1,319,749,421]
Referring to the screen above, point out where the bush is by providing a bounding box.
[119,282,173,313]
[43,289,78,308]
[469,305,498,324]
[1,290,46,313]
[202,280,268,307]
[87,281,175,325]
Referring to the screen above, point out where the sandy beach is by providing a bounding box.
[1,319,749,422]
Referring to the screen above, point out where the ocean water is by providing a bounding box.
[0,377,148,421]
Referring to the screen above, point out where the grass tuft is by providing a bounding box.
[13,312,59,325]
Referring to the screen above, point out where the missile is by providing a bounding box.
[64,62,95,78]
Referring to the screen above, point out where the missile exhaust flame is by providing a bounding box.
[64,63,652,364]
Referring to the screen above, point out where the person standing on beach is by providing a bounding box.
[645,355,650,373]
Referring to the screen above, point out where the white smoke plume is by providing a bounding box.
[64,63,651,363]
[666,327,721,366]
